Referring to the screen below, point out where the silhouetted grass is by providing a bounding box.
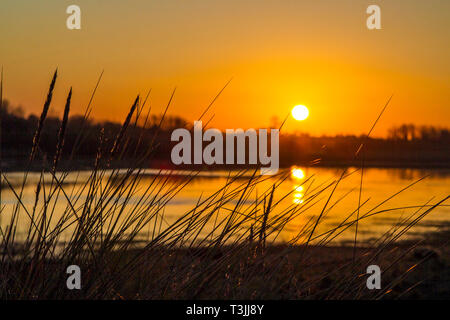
[0,72,448,300]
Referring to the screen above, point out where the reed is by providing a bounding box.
[30,69,57,162]
[53,87,72,171]
[0,73,448,300]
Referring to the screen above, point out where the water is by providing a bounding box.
[1,167,449,246]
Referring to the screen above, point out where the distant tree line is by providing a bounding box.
[1,99,449,169]
[278,132,449,168]
[387,124,450,141]
[0,99,187,169]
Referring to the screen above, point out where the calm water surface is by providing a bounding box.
[2,167,449,245]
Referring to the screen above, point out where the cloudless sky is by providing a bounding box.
[1,0,449,136]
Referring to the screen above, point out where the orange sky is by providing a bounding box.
[1,0,449,136]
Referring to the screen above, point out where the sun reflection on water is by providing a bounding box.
[291,168,305,180]
[291,167,305,204]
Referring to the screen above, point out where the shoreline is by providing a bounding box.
[1,159,449,173]
[4,228,448,299]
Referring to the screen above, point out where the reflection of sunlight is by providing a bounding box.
[292,184,304,204]
[291,168,305,180]
[293,194,304,204]
[291,168,305,204]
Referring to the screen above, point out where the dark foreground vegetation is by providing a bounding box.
[3,231,449,299]
[0,71,448,300]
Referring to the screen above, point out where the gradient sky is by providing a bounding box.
[1,0,449,136]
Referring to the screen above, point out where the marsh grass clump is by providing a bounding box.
[0,72,448,300]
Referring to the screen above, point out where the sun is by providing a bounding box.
[291,105,309,121]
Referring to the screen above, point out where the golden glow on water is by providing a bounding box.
[291,168,305,180]
[291,167,306,205]
[293,194,304,205]
[2,168,449,245]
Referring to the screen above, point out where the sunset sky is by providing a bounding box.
[1,0,449,136]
